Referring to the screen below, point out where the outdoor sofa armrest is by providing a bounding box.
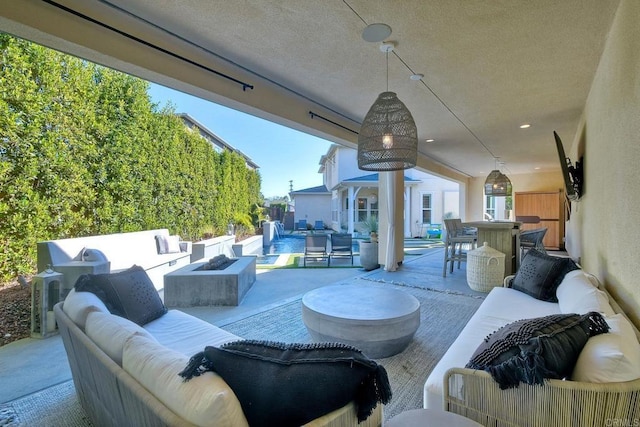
[444,367,640,427]
[503,275,515,287]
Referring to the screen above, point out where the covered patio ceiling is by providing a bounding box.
[0,1,620,181]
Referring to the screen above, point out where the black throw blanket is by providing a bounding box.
[179,340,392,427]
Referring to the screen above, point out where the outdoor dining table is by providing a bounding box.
[463,220,522,277]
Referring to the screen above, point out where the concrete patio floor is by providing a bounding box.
[0,244,478,404]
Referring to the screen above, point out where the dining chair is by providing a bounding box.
[442,219,477,277]
[519,227,548,259]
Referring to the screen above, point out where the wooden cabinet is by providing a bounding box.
[514,190,565,250]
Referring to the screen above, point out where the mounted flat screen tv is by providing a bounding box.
[553,131,583,201]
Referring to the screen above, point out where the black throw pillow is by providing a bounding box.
[511,249,579,302]
[74,265,167,326]
[179,340,392,427]
[466,312,609,389]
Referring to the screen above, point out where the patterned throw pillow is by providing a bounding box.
[74,265,167,326]
[511,249,579,302]
[466,312,609,389]
[179,340,392,427]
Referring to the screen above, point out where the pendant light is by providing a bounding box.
[484,159,512,196]
[358,42,418,171]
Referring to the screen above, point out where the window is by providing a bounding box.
[486,195,496,219]
[421,193,433,224]
[357,197,368,222]
[370,200,378,221]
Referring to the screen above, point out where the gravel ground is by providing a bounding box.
[0,281,31,347]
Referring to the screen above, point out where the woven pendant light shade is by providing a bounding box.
[358,91,418,171]
[484,169,513,196]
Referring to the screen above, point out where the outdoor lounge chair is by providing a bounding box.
[314,220,325,231]
[297,219,307,232]
[303,234,329,266]
[329,233,353,266]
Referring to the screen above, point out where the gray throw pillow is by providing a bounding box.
[466,312,609,389]
[179,340,392,427]
[74,265,167,326]
[511,249,579,302]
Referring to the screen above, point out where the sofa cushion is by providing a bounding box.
[62,288,110,329]
[85,311,156,365]
[74,265,167,326]
[573,314,640,383]
[511,249,579,302]
[556,270,615,316]
[466,312,609,389]
[179,340,392,427]
[123,334,248,427]
[143,310,239,357]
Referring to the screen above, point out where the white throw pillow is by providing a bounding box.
[123,334,248,427]
[85,311,156,366]
[556,270,615,316]
[62,288,109,329]
[166,235,181,253]
[573,314,640,383]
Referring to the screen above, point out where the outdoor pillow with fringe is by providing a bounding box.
[466,312,609,389]
[179,340,392,427]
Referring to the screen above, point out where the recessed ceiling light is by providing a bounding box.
[362,23,392,42]
[410,73,424,81]
[425,139,435,143]
[520,123,531,129]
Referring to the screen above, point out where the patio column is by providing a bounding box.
[379,170,405,271]
[404,186,411,238]
[347,186,355,235]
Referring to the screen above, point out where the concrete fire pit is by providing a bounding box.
[163,256,256,307]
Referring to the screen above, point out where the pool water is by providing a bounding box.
[261,235,360,255]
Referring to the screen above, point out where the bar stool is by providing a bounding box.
[442,219,477,277]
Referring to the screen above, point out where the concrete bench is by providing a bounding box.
[163,256,257,307]
[37,229,192,291]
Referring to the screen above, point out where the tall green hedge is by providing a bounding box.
[0,35,262,282]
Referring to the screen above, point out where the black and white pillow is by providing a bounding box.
[511,249,579,302]
[466,312,609,389]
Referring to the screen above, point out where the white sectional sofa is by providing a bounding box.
[38,229,192,290]
[55,288,383,427]
[424,269,640,426]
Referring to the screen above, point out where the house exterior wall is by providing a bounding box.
[570,0,640,325]
[319,145,461,237]
[292,194,332,229]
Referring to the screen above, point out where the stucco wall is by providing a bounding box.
[569,0,640,325]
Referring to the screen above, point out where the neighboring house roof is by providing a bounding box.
[289,185,330,195]
[178,113,259,170]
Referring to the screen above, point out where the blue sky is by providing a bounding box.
[147,84,333,199]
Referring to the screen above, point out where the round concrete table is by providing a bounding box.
[386,409,482,427]
[301,284,420,358]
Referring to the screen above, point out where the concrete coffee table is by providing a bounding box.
[301,284,420,358]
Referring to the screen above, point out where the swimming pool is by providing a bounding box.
[262,235,360,255]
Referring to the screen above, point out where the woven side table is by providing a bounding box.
[467,242,505,292]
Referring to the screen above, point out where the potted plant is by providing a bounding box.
[359,216,379,270]
[361,215,379,242]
